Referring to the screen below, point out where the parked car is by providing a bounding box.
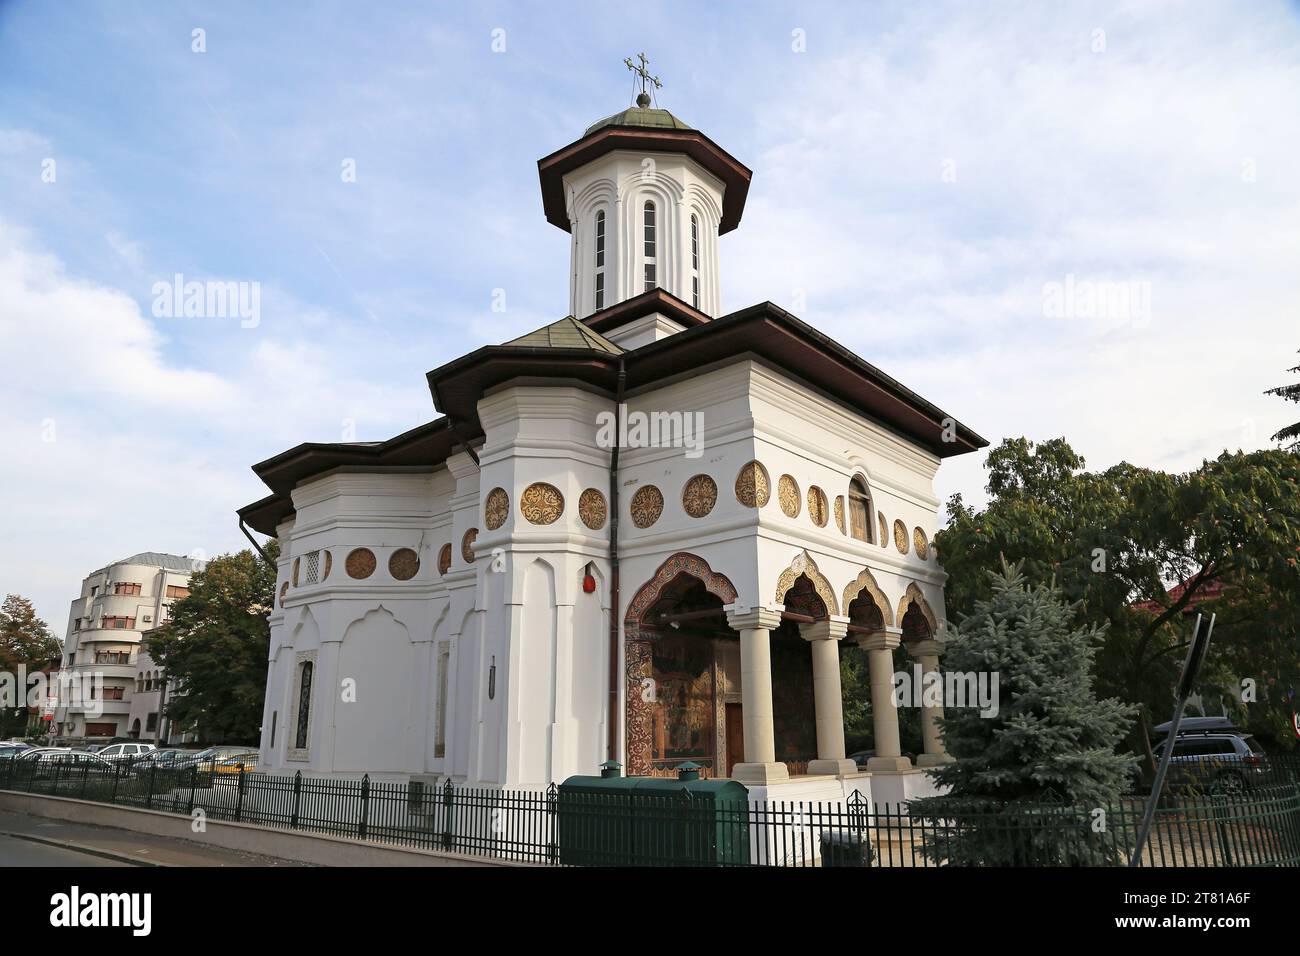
[848,749,918,769]
[96,742,156,763]
[212,753,258,775]
[173,746,257,773]
[1154,732,1268,794]
[26,750,114,779]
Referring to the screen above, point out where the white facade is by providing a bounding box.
[55,552,199,743]
[249,102,984,805]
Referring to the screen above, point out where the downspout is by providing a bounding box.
[606,359,625,763]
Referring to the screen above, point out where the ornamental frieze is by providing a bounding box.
[346,548,376,580]
[630,484,664,529]
[682,474,718,518]
[579,488,607,530]
[461,528,478,563]
[484,487,509,530]
[834,496,846,534]
[807,485,828,527]
[388,547,420,581]
[913,527,930,560]
[437,543,452,575]
[521,482,564,525]
[778,474,800,518]
[894,519,909,555]
[734,460,770,508]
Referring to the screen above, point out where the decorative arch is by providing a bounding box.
[841,567,896,628]
[896,582,939,636]
[625,552,738,631]
[774,550,840,617]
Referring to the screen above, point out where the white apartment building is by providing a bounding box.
[56,552,201,743]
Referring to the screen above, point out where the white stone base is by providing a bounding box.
[866,766,947,807]
[731,761,789,785]
[807,758,859,777]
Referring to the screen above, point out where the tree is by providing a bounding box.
[0,595,61,737]
[145,546,277,744]
[1266,349,1300,449]
[936,439,1300,769]
[911,562,1134,865]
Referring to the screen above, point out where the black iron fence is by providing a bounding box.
[3,754,1299,867]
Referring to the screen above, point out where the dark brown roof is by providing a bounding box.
[537,125,752,234]
[581,287,711,336]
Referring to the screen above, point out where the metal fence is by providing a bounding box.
[3,755,1299,867]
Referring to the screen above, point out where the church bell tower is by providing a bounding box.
[537,54,753,323]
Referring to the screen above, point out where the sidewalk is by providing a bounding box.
[0,809,312,867]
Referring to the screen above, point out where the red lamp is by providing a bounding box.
[582,573,597,594]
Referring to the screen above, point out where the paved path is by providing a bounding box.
[0,809,311,866]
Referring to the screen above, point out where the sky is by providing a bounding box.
[1,0,1298,632]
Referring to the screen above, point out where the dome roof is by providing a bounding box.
[584,106,693,136]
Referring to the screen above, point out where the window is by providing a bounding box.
[95,651,132,665]
[595,272,605,311]
[270,711,278,749]
[643,201,656,291]
[594,209,606,310]
[74,618,81,631]
[91,586,98,597]
[102,686,125,701]
[434,643,450,759]
[114,582,141,596]
[295,661,314,750]
[691,214,699,270]
[165,585,190,600]
[101,616,135,629]
[136,676,143,692]
[146,713,158,733]
[85,723,117,737]
[848,476,872,542]
[692,276,700,309]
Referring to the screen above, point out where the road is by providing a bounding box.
[0,831,128,866]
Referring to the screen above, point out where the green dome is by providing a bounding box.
[584,106,693,136]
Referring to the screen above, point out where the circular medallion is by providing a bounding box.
[579,488,607,530]
[894,519,909,555]
[682,474,718,518]
[807,486,828,527]
[279,581,288,608]
[291,557,300,587]
[437,543,452,575]
[461,529,478,564]
[521,482,564,525]
[834,496,846,534]
[322,551,332,581]
[346,548,376,580]
[630,485,664,529]
[878,512,888,548]
[913,527,930,561]
[734,461,771,508]
[778,475,800,518]
[389,547,420,581]
[484,487,509,530]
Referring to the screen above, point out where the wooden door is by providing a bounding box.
[725,703,744,777]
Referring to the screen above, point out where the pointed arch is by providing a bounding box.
[625,552,738,630]
[774,550,839,616]
[896,582,938,636]
[842,567,895,628]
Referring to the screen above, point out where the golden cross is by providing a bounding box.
[624,52,662,105]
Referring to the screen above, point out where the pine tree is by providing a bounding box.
[1266,349,1300,449]
[911,561,1136,864]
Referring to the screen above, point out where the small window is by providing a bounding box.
[595,271,604,311]
[295,661,314,750]
[165,585,190,600]
[848,476,872,542]
[644,263,656,292]
[692,275,699,309]
[594,210,605,268]
[691,214,699,270]
[643,201,656,258]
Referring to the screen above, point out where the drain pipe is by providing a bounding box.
[606,359,626,763]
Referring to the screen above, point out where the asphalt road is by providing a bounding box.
[0,832,128,866]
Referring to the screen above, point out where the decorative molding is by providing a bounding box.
[778,474,800,518]
[278,582,288,608]
[842,567,895,628]
[734,460,770,508]
[913,527,930,561]
[834,496,846,535]
[461,529,478,564]
[388,548,420,581]
[484,487,510,530]
[893,519,909,555]
[291,557,300,587]
[437,544,452,576]
[322,551,332,581]
[578,488,607,530]
[773,549,839,616]
[878,511,888,548]
[625,551,739,628]
[682,474,718,518]
[625,639,653,776]
[807,485,829,528]
[630,484,664,529]
[345,548,376,580]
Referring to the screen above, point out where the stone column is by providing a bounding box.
[858,628,911,772]
[908,638,954,767]
[799,617,857,777]
[725,608,788,785]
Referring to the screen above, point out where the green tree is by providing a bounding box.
[936,439,1300,769]
[912,562,1134,865]
[1266,349,1300,449]
[0,595,61,737]
[145,546,277,744]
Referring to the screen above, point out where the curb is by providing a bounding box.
[0,828,169,867]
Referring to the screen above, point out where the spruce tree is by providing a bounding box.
[1266,349,1300,449]
[912,561,1136,864]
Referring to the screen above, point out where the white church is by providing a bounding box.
[240,66,987,805]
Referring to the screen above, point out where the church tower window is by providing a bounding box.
[294,660,313,749]
[594,210,605,310]
[643,200,657,291]
[690,213,700,307]
[848,476,873,542]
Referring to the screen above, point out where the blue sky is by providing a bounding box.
[2,0,1299,629]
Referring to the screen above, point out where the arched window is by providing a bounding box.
[295,661,314,750]
[849,476,873,542]
[690,213,700,308]
[136,676,143,692]
[643,200,657,291]
[594,210,606,311]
